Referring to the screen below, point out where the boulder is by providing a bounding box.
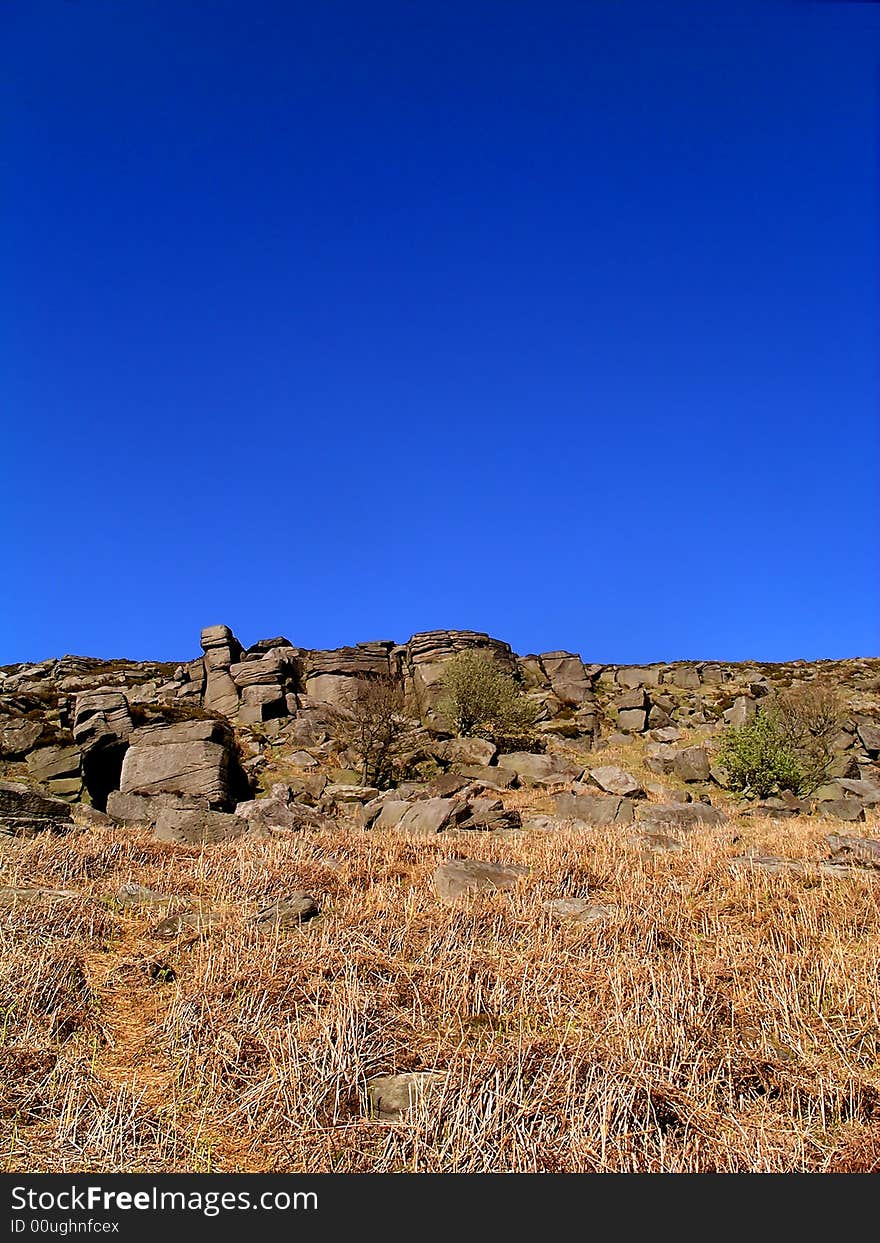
[725,696,757,728]
[672,746,711,783]
[857,722,880,755]
[454,764,516,789]
[252,893,320,926]
[235,787,332,833]
[495,752,582,786]
[119,720,232,808]
[397,798,468,835]
[730,855,811,878]
[434,736,497,768]
[616,666,662,689]
[153,807,254,844]
[25,745,82,801]
[627,831,683,854]
[0,718,43,758]
[825,834,880,869]
[546,898,616,925]
[367,1072,446,1120]
[553,792,634,826]
[816,798,865,823]
[432,858,529,902]
[617,708,647,733]
[371,799,412,830]
[539,652,593,706]
[588,766,643,797]
[636,802,727,831]
[671,666,701,690]
[0,781,74,837]
[106,790,210,825]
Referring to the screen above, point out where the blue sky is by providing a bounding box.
[2,0,879,664]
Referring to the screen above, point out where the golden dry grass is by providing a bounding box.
[1,804,879,1173]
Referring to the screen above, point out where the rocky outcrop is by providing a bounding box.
[0,780,74,837]
[118,719,236,809]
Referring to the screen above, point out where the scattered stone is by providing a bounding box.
[816,799,865,823]
[553,792,634,826]
[729,855,811,878]
[627,830,683,854]
[432,858,530,902]
[825,834,880,868]
[495,752,582,786]
[367,1072,446,1120]
[153,807,254,844]
[252,893,320,926]
[371,799,412,830]
[857,721,880,755]
[398,798,468,836]
[114,882,179,909]
[454,764,516,789]
[546,898,616,924]
[434,736,497,767]
[0,886,80,906]
[637,802,727,831]
[588,766,643,797]
[153,910,219,939]
[672,746,711,783]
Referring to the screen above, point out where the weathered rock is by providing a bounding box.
[729,855,811,878]
[303,643,394,708]
[371,799,412,830]
[235,788,331,833]
[456,801,521,832]
[816,798,865,823]
[857,721,880,755]
[0,718,43,758]
[0,780,74,836]
[627,831,683,853]
[404,630,517,721]
[114,882,179,909]
[119,720,232,808]
[432,858,529,902]
[153,909,219,940]
[427,773,472,798]
[153,807,253,844]
[825,834,880,869]
[616,666,662,689]
[455,764,516,789]
[836,778,880,806]
[588,766,643,797]
[636,802,727,831]
[367,1072,446,1119]
[725,696,757,728]
[671,666,701,690]
[553,792,634,826]
[73,690,133,751]
[252,893,320,926]
[672,746,711,783]
[0,886,80,906]
[539,652,593,705]
[546,898,616,924]
[398,798,468,835]
[495,752,581,786]
[25,745,82,800]
[106,789,210,825]
[617,708,647,733]
[434,736,497,768]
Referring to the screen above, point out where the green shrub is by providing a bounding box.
[716,710,803,797]
[438,650,537,742]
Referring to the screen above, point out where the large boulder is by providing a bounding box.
[0,781,74,837]
[397,797,468,835]
[496,752,582,786]
[539,652,593,706]
[200,625,242,717]
[553,791,634,826]
[25,744,82,801]
[153,807,255,844]
[0,718,43,758]
[672,746,711,783]
[119,719,233,808]
[588,766,643,797]
[857,722,880,756]
[432,858,529,902]
[302,643,394,709]
[636,801,727,831]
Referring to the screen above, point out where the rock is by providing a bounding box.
[546,898,616,924]
[588,766,643,797]
[235,789,331,833]
[725,696,757,728]
[0,886,80,906]
[539,652,593,705]
[153,807,253,844]
[836,778,880,806]
[647,705,672,729]
[229,650,289,688]
[521,815,565,832]
[0,780,74,837]
[615,688,648,711]
[25,745,82,800]
[671,666,701,690]
[153,910,219,940]
[454,764,516,789]
[106,790,210,825]
[825,834,880,868]
[114,882,179,909]
[616,666,662,689]
[119,720,233,808]
[432,858,530,902]
[304,643,394,708]
[636,802,727,831]
[289,750,319,768]
[405,631,516,720]
[672,746,711,783]
[434,736,497,768]
[456,802,521,832]
[495,752,582,786]
[252,893,320,926]
[553,792,634,825]
[649,727,683,743]
[643,781,690,804]
[617,708,647,733]
[0,718,43,758]
[73,690,133,751]
[398,798,468,836]
[816,798,865,822]
[427,773,472,798]
[371,800,412,829]
[323,784,380,806]
[857,722,880,755]
[730,855,811,878]
[367,1072,446,1120]
[627,831,683,853]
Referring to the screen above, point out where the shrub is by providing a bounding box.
[716,711,803,798]
[326,677,420,788]
[717,683,843,798]
[438,650,537,743]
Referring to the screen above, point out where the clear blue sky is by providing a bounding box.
[3,0,879,665]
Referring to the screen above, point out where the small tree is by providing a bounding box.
[717,683,844,798]
[438,650,537,743]
[765,683,843,793]
[716,711,803,798]
[326,677,419,788]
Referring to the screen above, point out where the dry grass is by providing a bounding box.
[1,805,879,1173]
